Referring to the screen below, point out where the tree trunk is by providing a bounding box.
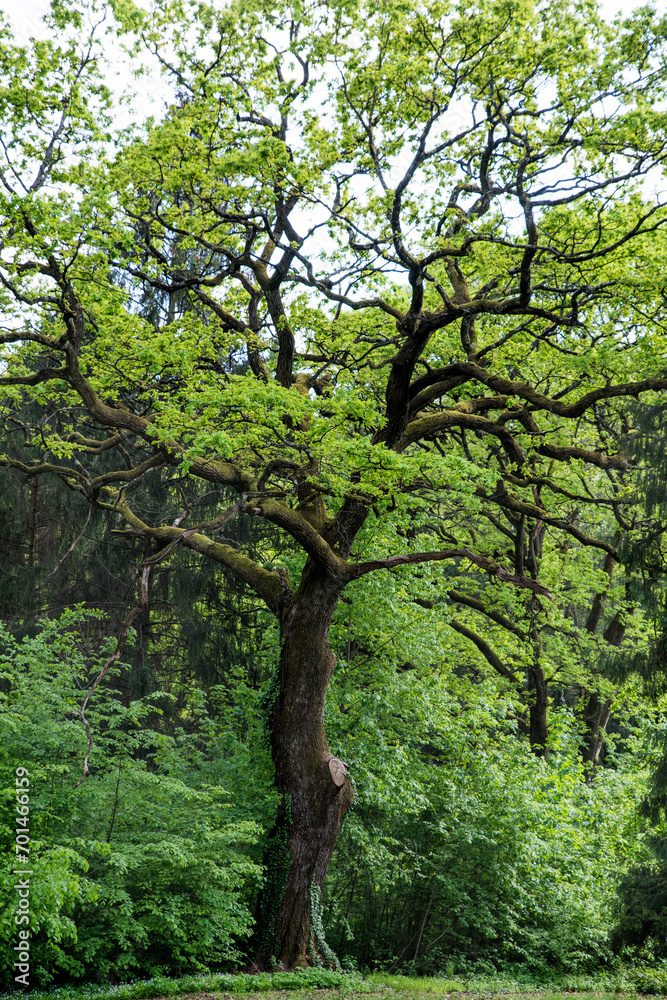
[528,661,549,757]
[581,692,612,774]
[254,559,354,969]
[579,606,624,775]
[527,598,548,757]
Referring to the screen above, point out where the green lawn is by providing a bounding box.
[7,970,667,1000]
[134,990,648,1000]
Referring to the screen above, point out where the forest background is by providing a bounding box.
[3,0,667,988]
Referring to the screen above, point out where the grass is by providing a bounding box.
[368,972,667,998]
[6,967,667,1000]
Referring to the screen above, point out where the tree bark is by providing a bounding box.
[579,608,624,774]
[528,661,549,757]
[580,692,613,770]
[254,558,354,969]
[528,592,548,758]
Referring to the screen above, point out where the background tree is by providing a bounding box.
[0,434,276,698]
[2,0,667,968]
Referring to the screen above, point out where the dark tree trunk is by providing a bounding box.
[528,595,549,757]
[254,559,353,969]
[528,661,549,757]
[579,603,624,775]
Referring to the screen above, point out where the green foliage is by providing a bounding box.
[323,666,648,975]
[611,717,667,959]
[0,434,277,699]
[253,797,293,957]
[0,611,267,986]
[0,968,370,1000]
[11,971,667,1000]
[612,839,667,961]
[310,882,341,970]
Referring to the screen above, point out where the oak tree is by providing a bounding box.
[2,0,667,966]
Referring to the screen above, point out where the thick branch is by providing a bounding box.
[405,361,667,425]
[0,457,86,483]
[248,497,347,581]
[396,410,525,465]
[450,619,519,684]
[349,546,551,597]
[65,358,258,492]
[475,484,617,555]
[537,441,627,470]
[447,588,527,639]
[585,551,616,634]
[108,501,289,613]
[455,363,667,420]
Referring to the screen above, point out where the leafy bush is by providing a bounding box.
[323,662,647,975]
[0,611,263,986]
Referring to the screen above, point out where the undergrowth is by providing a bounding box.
[6,965,667,1000]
